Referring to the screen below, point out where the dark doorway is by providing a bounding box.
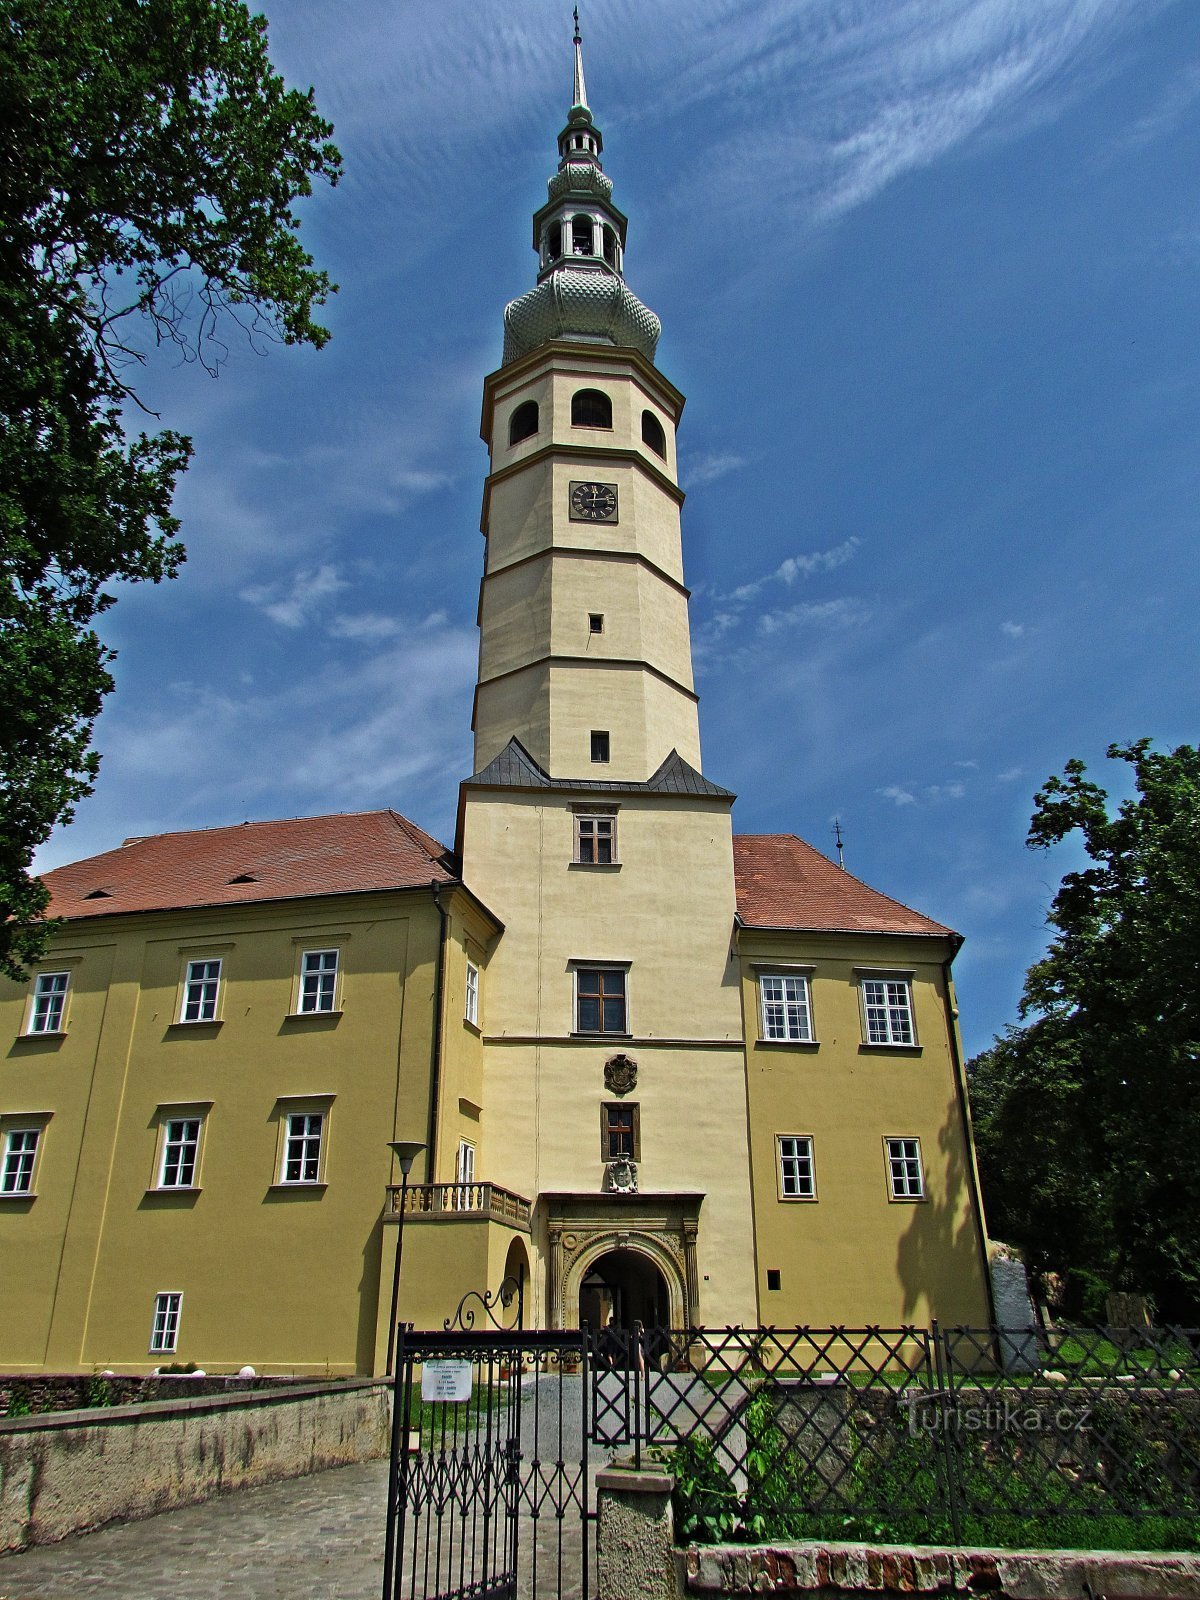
[578,1248,669,1335]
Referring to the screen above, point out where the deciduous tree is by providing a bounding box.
[1,0,341,975]
[970,741,1200,1320]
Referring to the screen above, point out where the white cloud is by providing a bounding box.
[729,539,862,604]
[996,765,1025,784]
[879,784,917,807]
[924,781,967,802]
[757,596,869,637]
[1000,620,1025,638]
[684,450,748,487]
[240,563,348,629]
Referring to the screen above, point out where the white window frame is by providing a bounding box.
[1,1127,41,1196]
[150,1291,182,1354]
[574,812,617,865]
[572,964,630,1036]
[860,974,916,1046]
[885,1137,925,1200]
[758,972,814,1043]
[456,1139,476,1186]
[158,1117,202,1189]
[281,1110,325,1185]
[180,958,222,1024]
[465,960,480,1027]
[776,1135,816,1200]
[28,971,70,1034]
[299,949,339,1014]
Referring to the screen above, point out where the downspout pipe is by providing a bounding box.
[427,880,449,1180]
[943,942,998,1327]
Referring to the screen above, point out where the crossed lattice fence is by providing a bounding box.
[589,1323,1200,1550]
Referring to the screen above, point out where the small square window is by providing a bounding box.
[150,1291,182,1354]
[1,1128,41,1195]
[575,967,628,1035]
[861,977,915,1046]
[766,1269,781,1292]
[28,971,69,1034]
[601,1101,639,1161]
[299,949,339,1014]
[575,813,616,865]
[759,974,813,1042]
[181,959,221,1023]
[886,1137,924,1199]
[158,1118,202,1189]
[776,1135,816,1200]
[590,730,610,763]
[589,613,604,634]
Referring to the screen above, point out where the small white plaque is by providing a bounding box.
[421,1359,473,1403]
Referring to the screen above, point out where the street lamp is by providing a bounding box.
[385,1140,426,1376]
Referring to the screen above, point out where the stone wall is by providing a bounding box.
[0,1378,390,1552]
[0,1372,324,1416]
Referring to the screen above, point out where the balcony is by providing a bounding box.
[386,1181,532,1232]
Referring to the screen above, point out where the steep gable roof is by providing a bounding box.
[733,834,955,939]
[40,810,456,921]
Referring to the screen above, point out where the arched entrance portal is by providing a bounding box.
[578,1248,669,1334]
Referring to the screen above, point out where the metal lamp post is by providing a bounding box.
[385,1140,426,1376]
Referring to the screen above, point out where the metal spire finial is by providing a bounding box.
[572,6,588,110]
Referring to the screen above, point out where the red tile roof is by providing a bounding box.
[42,810,455,921]
[733,834,955,939]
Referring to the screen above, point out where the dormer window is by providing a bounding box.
[509,400,539,446]
[572,215,594,256]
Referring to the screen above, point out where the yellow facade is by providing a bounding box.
[0,59,995,1376]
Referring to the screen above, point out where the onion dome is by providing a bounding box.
[502,12,660,366]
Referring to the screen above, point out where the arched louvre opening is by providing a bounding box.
[572,214,595,256]
[641,410,666,458]
[572,388,612,428]
[508,400,539,446]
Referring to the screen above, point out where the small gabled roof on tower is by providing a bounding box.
[39,809,458,921]
[464,736,734,799]
[733,833,956,940]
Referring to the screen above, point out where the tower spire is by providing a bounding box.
[572,7,588,112]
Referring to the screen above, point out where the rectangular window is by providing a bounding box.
[29,972,69,1034]
[299,949,338,1014]
[759,974,813,1042]
[601,1102,639,1161]
[590,730,610,763]
[150,1291,182,1354]
[181,959,221,1023]
[575,814,616,865]
[465,960,479,1027]
[159,1118,201,1188]
[589,613,604,634]
[862,977,915,1045]
[886,1137,924,1199]
[777,1135,816,1199]
[576,967,628,1034]
[1,1128,40,1195]
[456,1139,476,1186]
[282,1112,324,1184]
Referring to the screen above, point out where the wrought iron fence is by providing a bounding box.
[587,1323,1200,1552]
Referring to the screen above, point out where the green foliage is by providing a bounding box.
[156,1361,199,1374]
[969,741,1200,1321]
[82,1373,115,1407]
[4,1382,34,1417]
[0,0,341,976]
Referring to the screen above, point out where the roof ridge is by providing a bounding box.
[385,810,453,869]
[118,807,406,848]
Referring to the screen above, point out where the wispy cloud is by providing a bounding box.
[1000,620,1025,638]
[241,563,348,629]
[728,539,861,604]
[879,784,917,807]
[685,450,747,487]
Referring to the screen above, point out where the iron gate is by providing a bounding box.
[383,1327,590,1600]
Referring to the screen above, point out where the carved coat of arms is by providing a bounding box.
[606,1158,639,1193]
[604,1053,638,1095]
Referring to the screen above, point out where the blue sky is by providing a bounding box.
[38,0,1200,1058]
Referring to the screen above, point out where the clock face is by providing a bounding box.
[569,480,618,522]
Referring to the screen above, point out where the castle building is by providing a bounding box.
[0,33,993,1375]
